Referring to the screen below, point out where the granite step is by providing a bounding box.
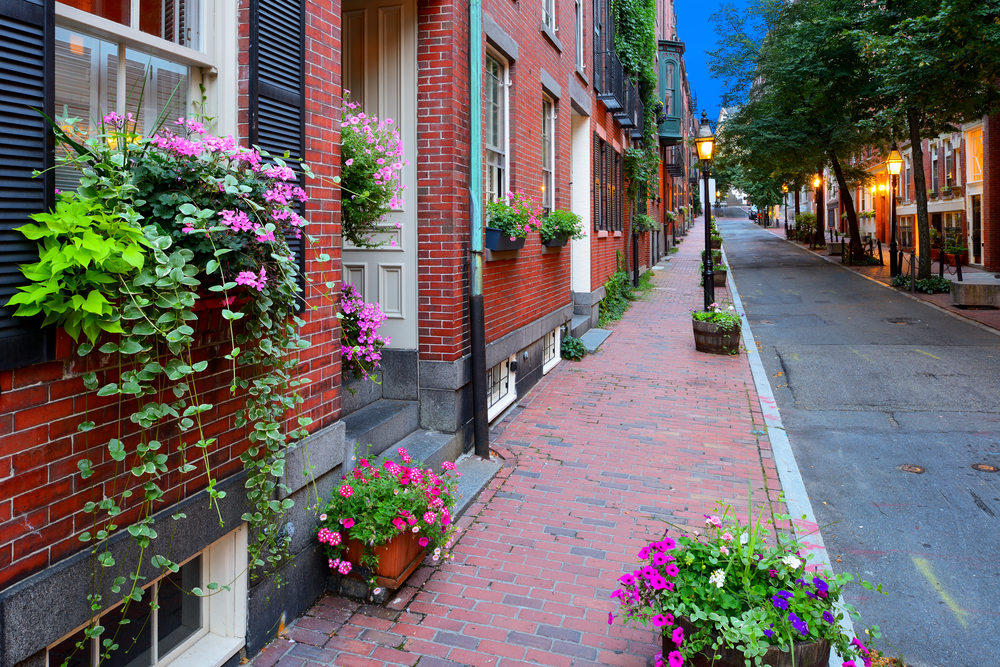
[343,399,419,464]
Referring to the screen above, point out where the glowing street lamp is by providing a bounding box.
[782,184,789,229]
[696,111,715,311]
[886,145,903,276]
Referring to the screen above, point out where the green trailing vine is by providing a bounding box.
[614,0,660,187]
[8,108,319,663]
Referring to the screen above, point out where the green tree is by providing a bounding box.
[859,0,1000,277]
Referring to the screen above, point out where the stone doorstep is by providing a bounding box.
[579,327,612,353]
[342,399,420,465]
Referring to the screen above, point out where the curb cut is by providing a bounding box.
[722,244,855,664]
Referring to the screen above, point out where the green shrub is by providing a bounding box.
[633,214,659,233]
[561,335,587,360]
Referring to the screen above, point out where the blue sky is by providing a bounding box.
[675,1,729,125]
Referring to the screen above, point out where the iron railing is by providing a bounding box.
[595,49,625,112]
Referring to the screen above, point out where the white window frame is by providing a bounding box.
[903,156,911,201]
[944,140,953,187]
[542,327,561,374]
[487,355,517,421]
[931,144,939,193]
[485,51,510,204]
[542,0,555,30]
[574,0,583,71]
[55,0,237,138]
[541,94,555,213]
[47,526,248,667]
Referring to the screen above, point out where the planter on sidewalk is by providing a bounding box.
[342,531,426,590]
[692,319,741,354]
[710,239,722,250]
[663,619,831,667]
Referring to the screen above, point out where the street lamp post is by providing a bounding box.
[886,145,903,277]
[695,111,716,311]
[782,184,789,229]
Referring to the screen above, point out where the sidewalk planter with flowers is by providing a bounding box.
[691,303,741,354]
[610,500,883,667]
[318,448,462,592]
[540,209,585,247]
[485,191,542,252]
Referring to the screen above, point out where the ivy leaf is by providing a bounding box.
[118,339,144,355]
[99,342,119,354]
[206,259,220,274]
[97,383,119,396]
[77,421,95,432]
[81,290,109,315]
[77,342,93,356]
[108,439,126,461]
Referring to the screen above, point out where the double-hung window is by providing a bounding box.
[485,53,508,203]
[542,0,555,30]
[54,0,218,189]
[903,157,911,201]
[967,128,983,182]
[945,140,954,187]
[931,145,939,193]
[574,0,583,71]
[541,95,555,213]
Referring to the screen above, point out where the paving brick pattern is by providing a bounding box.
[765,226,1000,331]
[252,225,785,667]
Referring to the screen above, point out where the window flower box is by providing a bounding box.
[542,233,570,247]
[485,228,527,251]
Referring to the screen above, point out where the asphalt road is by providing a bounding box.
[719,213,1000,667]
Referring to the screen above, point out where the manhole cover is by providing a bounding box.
[900,464,926,474]
[972,463,999,473]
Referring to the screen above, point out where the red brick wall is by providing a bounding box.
[984,115,1000,271]
[0,3,344,594]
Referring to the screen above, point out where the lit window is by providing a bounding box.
[487,355,517,421]
[944,140,953,187]
[47,527,247,667]
[899,216,914,248]
[543,0,555,30]
[967,128,983,182]
[542,96,555,213]
[542,328,561,374]
[485,53,508,204]
[903,157,911,201]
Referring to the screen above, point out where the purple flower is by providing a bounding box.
[762,624,774,639]
[788,612,808,636]
[823,610,835,624]
[813,577,829,593]
[771,595,789,611]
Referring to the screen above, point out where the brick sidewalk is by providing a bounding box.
[252,225,785,667]
[764,226,1000,331]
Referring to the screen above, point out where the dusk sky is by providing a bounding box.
[675,1,730,125]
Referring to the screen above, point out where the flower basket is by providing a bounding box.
[663,619,831,667]
[712,269,727,285]
[710,239,722,250]
[542,232,570,247]
[692,319,741,354]
[485,227,528,251]
[342,531,427,590]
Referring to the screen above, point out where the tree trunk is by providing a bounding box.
[794,189,800,217]
[829,151,863,261]
[814,169,825,247]
[907,107,931,278]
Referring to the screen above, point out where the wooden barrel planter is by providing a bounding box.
[710,239,722,249]
[712,270,727,285]
[664,619,831,667]
[342,531,427,590]
[692,319,741,354]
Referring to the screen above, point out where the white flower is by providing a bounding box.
[781,555,802,569]
[412,526,420,533]
[728,306,735,311]
[740,533,749,545]
[708,569,726,588]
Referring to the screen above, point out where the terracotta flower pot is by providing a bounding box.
[692,319,741,354]
[342,531,427,590]
[663,619,831,667]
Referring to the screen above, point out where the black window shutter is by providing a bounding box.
[249,0,307,309]
[0,0,55,371]
[592,133,601,231]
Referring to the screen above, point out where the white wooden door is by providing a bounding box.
[342,0,418,348]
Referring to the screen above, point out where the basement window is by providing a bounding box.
[487,355,517,421]
[47,526,247,667]
[542,327,561,374]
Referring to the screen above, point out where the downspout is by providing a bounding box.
[468,0,490,460]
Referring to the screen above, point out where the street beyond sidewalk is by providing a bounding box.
[251,222,788,667]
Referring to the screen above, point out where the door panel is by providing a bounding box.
[342,0,417,348]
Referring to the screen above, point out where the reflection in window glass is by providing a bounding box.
[158,556,203,658]
[60,0,130,27]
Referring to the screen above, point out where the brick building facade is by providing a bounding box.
[0,0,694,662]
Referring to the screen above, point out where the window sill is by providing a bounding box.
[614,231,623,238]
[542,355,561,375]
[597,230,609,238]
[575,66,589,86]
[540,22,562,52]
[170,634,244,667]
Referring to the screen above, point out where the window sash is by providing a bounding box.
[574,0,583,69]
[968,129,983,182]
[485,54,507,202]
[542,0,554,28]
[542,97,553,211]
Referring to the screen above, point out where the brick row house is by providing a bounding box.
[0,0,694,662]
[824,117,1000,271]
